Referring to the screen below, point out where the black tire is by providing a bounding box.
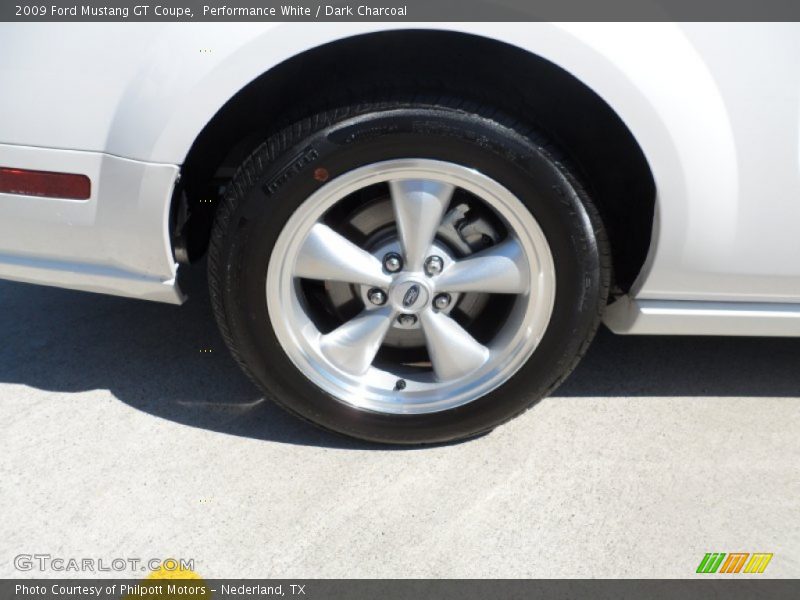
[208,99,610,445]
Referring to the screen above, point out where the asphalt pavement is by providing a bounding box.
[1,267,798,578]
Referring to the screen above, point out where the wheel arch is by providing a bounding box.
[171,27,660,291]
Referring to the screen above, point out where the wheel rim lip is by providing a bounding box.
[267,159,556,415]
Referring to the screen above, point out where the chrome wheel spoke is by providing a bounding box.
[294,223,390,287]
[269,159,556,415]
[320,308,395,376]
[420,309,490,381]
[435,238,530,294]
[390,179,454,271]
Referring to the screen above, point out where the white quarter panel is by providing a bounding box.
[637,24,800,302]
[0,143,181,303]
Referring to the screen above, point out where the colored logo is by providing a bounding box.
[696,552,773,574]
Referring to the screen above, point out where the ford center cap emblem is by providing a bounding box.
[402,284,421,308]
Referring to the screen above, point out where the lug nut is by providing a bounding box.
[424,255,444,276]
[397,314,418,327]
[383,252,403,273]
[367,288,387,306]
[433,293,451,310]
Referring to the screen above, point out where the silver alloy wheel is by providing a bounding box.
[267,159,556,414]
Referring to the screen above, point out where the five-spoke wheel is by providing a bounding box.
[267,159,556,414]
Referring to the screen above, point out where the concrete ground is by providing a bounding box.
[1,269,798,579]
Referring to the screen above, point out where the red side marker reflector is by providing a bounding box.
[0,167,91,200]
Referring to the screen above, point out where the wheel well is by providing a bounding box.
[177,30,656,292]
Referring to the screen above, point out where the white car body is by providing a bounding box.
[1,23,799,335]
